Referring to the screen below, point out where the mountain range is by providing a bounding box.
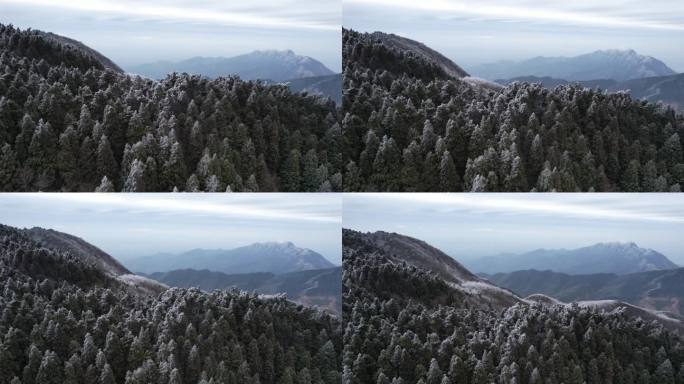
[144,267,342,314]
[471,49,677,81]
[127,49,334,81]
[123,242,335,275]
[485,267,684,316]
[464,242,679,275]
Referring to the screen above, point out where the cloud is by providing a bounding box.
[0,0,339,31]
[23,193,342,223]
[346,0,684,31]
[351,193,684,224]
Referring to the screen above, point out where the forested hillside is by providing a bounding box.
[146,266,342,315]
[0,23,341,192]
[0,224,342,383]
[343,229,684,383]
[342,28,684,191]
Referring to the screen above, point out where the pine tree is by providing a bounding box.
[438,150,461,191]
[123,159,145,192]
[95,176,115,192]
[96,135,118,187]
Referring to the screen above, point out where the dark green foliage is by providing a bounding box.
[342,28,684,191]
[342,229,684,383]
[0,25,108,72]
[0,224,342,383]
[0,23,340,191]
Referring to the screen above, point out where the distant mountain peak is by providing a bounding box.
[252,49,296,57]
[251,241,298,250]
[472,48,676,81]
[128,241,334,275]
[595,48,637,56]
[128,49,333,81]
[595,241,639,248]
[467,241,678,275]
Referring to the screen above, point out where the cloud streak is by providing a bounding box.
[346,0,684,31]
[343,193,684,262]
[25,193,342,223]
[0,0,339,31]
[0,193,342,262]
[353,193,684,224]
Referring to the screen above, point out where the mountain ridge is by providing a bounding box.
[343,229,521,309]
[127,49,334,81]
[124,241,335,275]
[465,242,679,275]
[24,226,131,275]
[0,23,124,73]
[367,31,469,79]
[471,49,676,81]
[0,224,166,295]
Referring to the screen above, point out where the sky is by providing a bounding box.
[0,193,342,265]
[343,193,684,265]
[344,0,684,72]
[0,0,341,71]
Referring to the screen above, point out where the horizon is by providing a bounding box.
[343,0,684,73]
[0,194,342,265]
[0,0,342,71]
[343,194,684,265]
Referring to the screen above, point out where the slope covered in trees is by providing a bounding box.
[0,223,342,383]
[342,28,684,191]
[0,23,341,192]
[343,229,684,383]
[145,266,343,315]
